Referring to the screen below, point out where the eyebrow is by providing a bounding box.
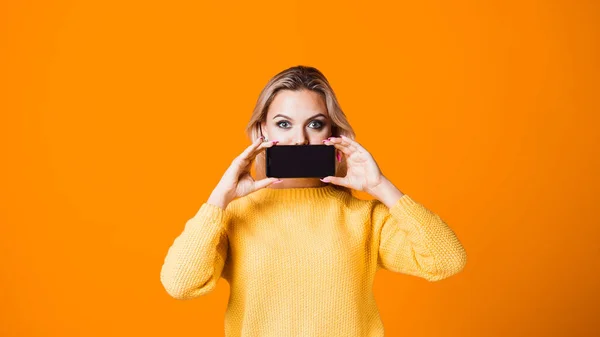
[272,113,327,121]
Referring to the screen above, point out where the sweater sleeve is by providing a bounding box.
[160,202,230,300]
[373,194,467,282]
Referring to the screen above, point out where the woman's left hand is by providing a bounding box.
[321,135,386,194]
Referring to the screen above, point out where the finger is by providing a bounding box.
[247,140,278,162]
[323,137,356,153]
[227,137,264,176]
[320,176,350,188]
[254,177,282,190]
[330,135,359,151]
[237,139,272,168]
[340,135,365,151]
[323,141,353,156]
[239,137,265,160]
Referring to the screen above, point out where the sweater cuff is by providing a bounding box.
[397,194,417,209]
[391,194,417,212]
[391,194,442,228]
[390,194,426,221]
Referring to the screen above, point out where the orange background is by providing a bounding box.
[2,0,599,336]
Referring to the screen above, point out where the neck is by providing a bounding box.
[266,178,328,189]
[249,182,345,202]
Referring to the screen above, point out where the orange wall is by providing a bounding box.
[1,0,598,336]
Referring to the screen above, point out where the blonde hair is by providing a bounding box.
[245,65,356,195]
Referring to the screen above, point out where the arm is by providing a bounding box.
[370,180,467,282]
[160,202,229,299]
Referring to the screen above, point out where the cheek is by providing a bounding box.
[266,126,280,135]
[320,124,332,135]
[310,126,330,139]
[266,127,285,140]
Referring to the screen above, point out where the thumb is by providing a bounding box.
[254,177,282,190]
[320,176,349,188]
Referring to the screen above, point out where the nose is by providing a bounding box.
[293,130,309,145]
[294,135,309,145]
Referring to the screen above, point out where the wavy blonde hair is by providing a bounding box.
[245,65,356,195]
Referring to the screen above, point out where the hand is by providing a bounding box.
[321,135,386,194]
[208,137,280,208]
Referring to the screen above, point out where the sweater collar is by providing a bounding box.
[248,184,348,202]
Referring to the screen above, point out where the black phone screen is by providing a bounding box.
[265,145,335,178]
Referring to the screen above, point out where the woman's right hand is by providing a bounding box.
[207,136,280,209]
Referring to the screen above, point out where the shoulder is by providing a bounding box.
[332,190,387,219]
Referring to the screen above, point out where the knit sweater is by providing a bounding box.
[160,185,467,337]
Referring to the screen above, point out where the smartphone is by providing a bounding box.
[266,144,336,178]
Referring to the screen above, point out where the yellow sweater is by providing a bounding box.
[160,185,467,337]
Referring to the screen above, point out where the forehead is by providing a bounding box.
[267,89,328,118]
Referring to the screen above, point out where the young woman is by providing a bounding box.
[160,65,467,337]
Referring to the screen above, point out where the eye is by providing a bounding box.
[309,120,324,129]
[276,120,325,129]
[276,121,291,128]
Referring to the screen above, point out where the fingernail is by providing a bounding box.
[272,140,279,144]
[336,152,341,162]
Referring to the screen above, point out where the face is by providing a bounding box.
[261,89,332,145]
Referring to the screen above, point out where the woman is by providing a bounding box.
[160,65,467,337]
